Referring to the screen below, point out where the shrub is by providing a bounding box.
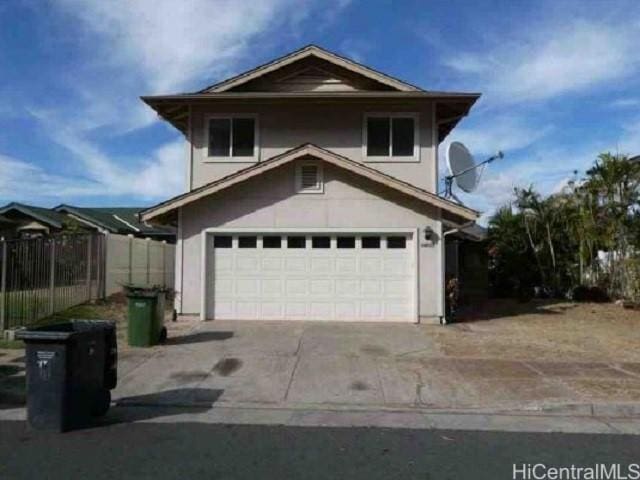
[571,285,609,303]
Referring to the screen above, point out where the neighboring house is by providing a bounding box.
[0,202,175,242]
[140,45,480,323]
[0,203,73,239]
[54,205,175,243]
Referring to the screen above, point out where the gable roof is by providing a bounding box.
[141,45,480,142]
[140,144,478,224]
[54,205,175,237]
[200,45,421,93]
[0,202,66,228]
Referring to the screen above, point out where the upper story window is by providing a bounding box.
[206,115,258,160]
[364,113,419,162]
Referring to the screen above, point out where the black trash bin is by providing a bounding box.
[16,320,117,432]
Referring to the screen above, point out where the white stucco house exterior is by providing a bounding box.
[140,45,480,324]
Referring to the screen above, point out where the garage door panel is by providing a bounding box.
[284,257,307,272]
[383,257,409,274]
[286,278,308,296]
[360,257,383,274]
[335,257,357,274]
[361,279,383,295]
[285,302,307,319]
[260,302,284,318]
[261,257,282,271]
[310,279,333,295]
[261,278,283,296]
[237,256,260,272]
[310,257,333,274]
[335,302,357,319]
[385,302,412,317]
[360,301,383,319]
[213,255,234,271]
[236,302,258,319]
[236,278,259,296]
[207,231,415,322]
[384,279,408,296]
[310,302,334,319]
[335,279,359,296]
[213,301,234,317]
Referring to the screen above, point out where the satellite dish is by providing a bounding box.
[444,142,504,199]
[447,142,478,193]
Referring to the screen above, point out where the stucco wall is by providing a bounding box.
[178,161,444,321]
[188,102,436,192]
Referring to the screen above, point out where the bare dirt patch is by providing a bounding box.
[429,300,640,364]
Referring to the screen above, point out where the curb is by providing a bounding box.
[112,399,640,419]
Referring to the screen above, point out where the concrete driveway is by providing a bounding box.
[113,306,640,413]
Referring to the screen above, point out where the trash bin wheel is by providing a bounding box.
[92,389,111,417]
[159,326,168,344]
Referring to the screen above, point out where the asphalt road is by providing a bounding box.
[1,420,639,480]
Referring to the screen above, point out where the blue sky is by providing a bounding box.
[1,0,639,222]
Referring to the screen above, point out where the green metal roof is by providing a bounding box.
[0,202,67,228]
[55,205,175,236]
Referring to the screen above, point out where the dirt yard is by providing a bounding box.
[436,299,640,364]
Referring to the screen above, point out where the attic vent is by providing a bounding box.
[296,163,324,193]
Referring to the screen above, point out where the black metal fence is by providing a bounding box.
[0,234,105,330]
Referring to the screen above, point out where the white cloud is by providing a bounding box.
[446,20,640,104]
[29,117,186,200]
[0,154,101,203]
[447,116,552,157]
[14,0,348,205]
[610,98,640,109]
[57,0,299,94]
[619,117,640,155]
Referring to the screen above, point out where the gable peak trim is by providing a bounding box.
[200,45,421,94]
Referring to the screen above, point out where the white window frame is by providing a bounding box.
[295,161,324,194]
[362,113,420,163]
[204,113,259,163]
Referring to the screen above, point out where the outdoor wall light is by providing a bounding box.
[423,226,437,245]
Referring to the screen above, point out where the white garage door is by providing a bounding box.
[205,231,416,322]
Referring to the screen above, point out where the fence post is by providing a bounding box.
[48,239,56,315]
[97,234,104,299]
[162,240,167,288]
[1,240,6,332]
[146,238,151,286]
[86,235,92,301]
[128,234,134,285]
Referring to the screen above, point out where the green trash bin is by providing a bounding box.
[126,287,167,347]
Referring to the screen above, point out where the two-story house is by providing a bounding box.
[140,45,480,324]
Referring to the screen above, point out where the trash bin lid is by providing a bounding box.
[126,291,159,299]
[15,322,77,341]
[15,320,113,341]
